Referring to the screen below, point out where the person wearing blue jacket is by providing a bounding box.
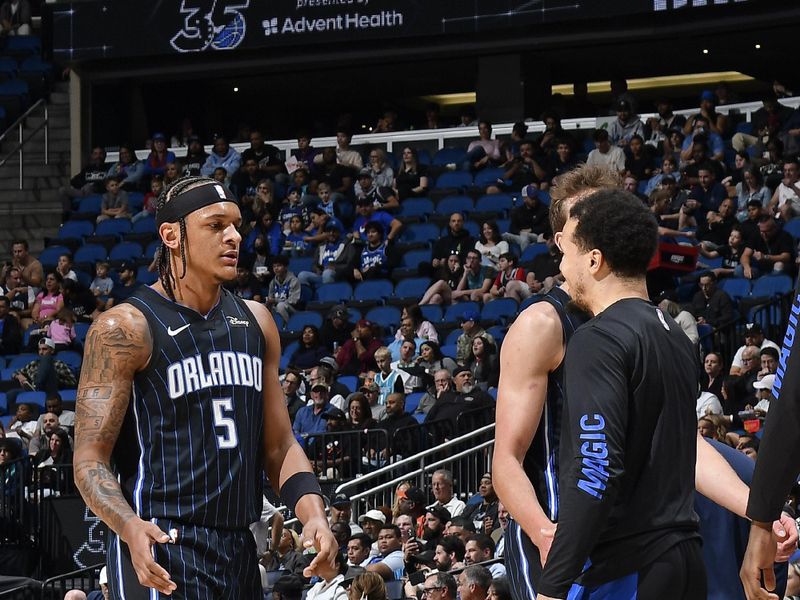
[201,136,241,178]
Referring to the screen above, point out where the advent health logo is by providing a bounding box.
[263,0,403,37]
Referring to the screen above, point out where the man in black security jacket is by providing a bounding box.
[425,367,493,443]
[431,213,476,269]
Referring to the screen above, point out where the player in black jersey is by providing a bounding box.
[495,166,795,600]
[74,176,336,599]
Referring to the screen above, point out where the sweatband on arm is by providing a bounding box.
[280,471,324,513]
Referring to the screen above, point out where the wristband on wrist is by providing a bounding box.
[280,471,323,514]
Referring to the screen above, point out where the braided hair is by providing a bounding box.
[156,175,220,301]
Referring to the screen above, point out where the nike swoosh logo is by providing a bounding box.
[167,324,190,337]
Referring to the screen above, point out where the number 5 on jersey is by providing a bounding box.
[212,398,238,449]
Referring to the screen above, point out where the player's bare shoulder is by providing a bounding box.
[502,298,565,369]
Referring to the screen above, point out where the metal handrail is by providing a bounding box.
[0,98,49,189]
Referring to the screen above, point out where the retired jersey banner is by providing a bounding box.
[52,0,751,61]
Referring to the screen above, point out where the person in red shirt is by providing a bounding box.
[484,253,530,303]
[335,319,382,376]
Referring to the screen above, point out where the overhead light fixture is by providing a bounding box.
[755,44,761,49]
[233,86,239,92]
[702,49,709,54]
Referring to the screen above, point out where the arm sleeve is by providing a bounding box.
[537,328,630,598]
[748,292,800,522]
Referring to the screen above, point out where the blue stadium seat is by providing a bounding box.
[462,220,480,238]
[443,301,480,324]
[697,323,714,353]
[38,245,71,268]
[74,244,108,265]
[132,216,157,234]
[137,266,158,285]
[520,295,545,311]
[19,56,51,73]
[401,249,432,269]
[338,375,359,393]
[126,192,145,213]
[486,325,507,347]
[1,368,14,381]
[444,329,462,346]
[315,282,353,304]
[401,223,440,244]
[481,298,518,324]
[280,341,299,370]
[416,149,432,165]
[434,172,473,190]
[16,391,46,410]
[520,243,548,262]
[719,277,751,301]
[440,344,458,359]
[0,392,7,416]
[0,57,16,78]
[475,194,514,215]
[419,304,442,323]
[537,190,551,207]
[288,257,313,274]
[432,147,468,166]
[435,195,473,216]
[735,122,753,135]
[0,79,28,120]
[353,280,393,307]
[473,168,509,188]
[783,219,800,240]
[109,241,144,263]
[751,275,793,298]
[144,240,161,259]
[285,311,323,333]
[55,350,82,373]
[74,322,91,344]
[58,389,77,404]
[399,198,434,219]
[365,306,402,331]
[405,392,424,414]
[96,218,132,237]
[7,353,37,371]
[394,277,432,301]
[701,256,723,270]
[6,36,41,55]
[77,195,103,214]
[57,220,94,241]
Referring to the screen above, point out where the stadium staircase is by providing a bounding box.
[0,80,69,255]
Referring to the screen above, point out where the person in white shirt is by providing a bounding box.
[696,391,723,419]
[729,322,780,375]
[586,129,625,173]
[428,469,465,517]
[753,373,776,415]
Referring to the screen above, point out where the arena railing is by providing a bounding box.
[0,583,39,600]
[40,563,103,600]
[0,98,49,190]
[109,97,800,165]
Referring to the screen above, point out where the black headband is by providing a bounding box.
[156,182,239,226]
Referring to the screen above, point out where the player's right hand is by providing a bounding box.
[121,518,177,596]
[740,521,780,600]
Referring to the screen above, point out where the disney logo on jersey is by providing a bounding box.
[227,316,250,327]
[171,0,250,54]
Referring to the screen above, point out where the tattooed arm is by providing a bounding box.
[73,304,176,595]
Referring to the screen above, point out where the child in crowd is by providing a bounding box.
[212,167,227,184]
[284,215,312,256]
[131,175,163,223]
[90,261,113,310]
[96,176,130,223]
[46,307,77,351]
[279,186,306,234]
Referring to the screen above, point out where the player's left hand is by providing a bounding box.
[301,516,338,581]
[774,512,798,563]
[740,521,780,600]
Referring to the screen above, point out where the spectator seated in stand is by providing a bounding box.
[336,319,381,377]
[266,255,301,322]
[501,184,550,251]
[729,322,780,376]
[455,311,495,366]
[288,325,329,372]
[0,295,23,354]
[464,534,505,579]
[58,146,108,218]
[96,176,130,223]
[354,221,397,283]
[419,252,464,306]
[586,129,625,174]
[608,100,645,147]
[354,167,399,213]
[395,146,429,200]
[698,224,746,280]
[447,249,494,305]
[462,472,500,535]
[425,367,493,442]
[483,253,530,304]
[2,337,77,399]
[105,262,140,309]
[4,402,37,448]
[463,121,503,172]
[201,135,241,180]
[474,221,509,271]
[292,382,332,444]
[689,272,734,328]
[430,213,476,274]
[740,215,796,280]
[464,336,499,390]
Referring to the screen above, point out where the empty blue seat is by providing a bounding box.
[126,192,145,213]
[475,194,514,215]
[285,311,323,333]
[399,198,434,218]
[365,306,402,331]
[719,277,751,301]
[432,147,468,166]
[440,344,458,359]
[405,392,424,414]
[38,245,71,268]
[58,220,94,241]
[473,168,508,188]
[401,223,440,244]
[132,216,157,234]
[401,249,432,269]
[339,375,359,393]
[735,122,753,135]
[74,244,107,265]
[481,298,518,324]
[751,275,793,298]
[74,322,91,344]
[137,266,158,285]
[444,329,462,346]
[16,391,46,410]
[701,256,723,270]
[0,392,7,416]
[55,350,82,373]
[783,218,800,240]
[7,353,37,371]
[435,195,473,216]
[353,280,393,305]
[521,244,548,262]
[0,58,16,77]
[0,79,28,96]
[109,241,143,262]
[315,282,353,304]
[19,56,51,73]
[435,172,472,190]
[144,240,161,259]
[6,36,41,54]
[443,301,480,324]
[419,304,443,323]
[394,277,432,300]
[58,389,77,404]
[288,257,313,274]
[77,195,103,214]
[96,218,132,237]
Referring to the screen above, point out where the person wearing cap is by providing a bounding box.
[182,135,208,177]
[354,166,399,213]
[455,310,494,366]
[358,509,387,546]
[424,367,493,440]
[320,305,354,353]
[607,99,644,147]
[752,373,776,416]
[104,262,140,309]
[293,382,333,444]
[730,322,781,376]
[684,90,729,138]
[200,135,241,180]
[336,319,381,376]
[74,176,336,598]
[331,493,363,536]
[586,129,626,174]
[142,132,177,179]
[7,337,77,398]
[423,504,450,546]
[360,382,385,421]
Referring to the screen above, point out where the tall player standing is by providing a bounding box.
[494,167,796,599]
[73,176,336,598]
